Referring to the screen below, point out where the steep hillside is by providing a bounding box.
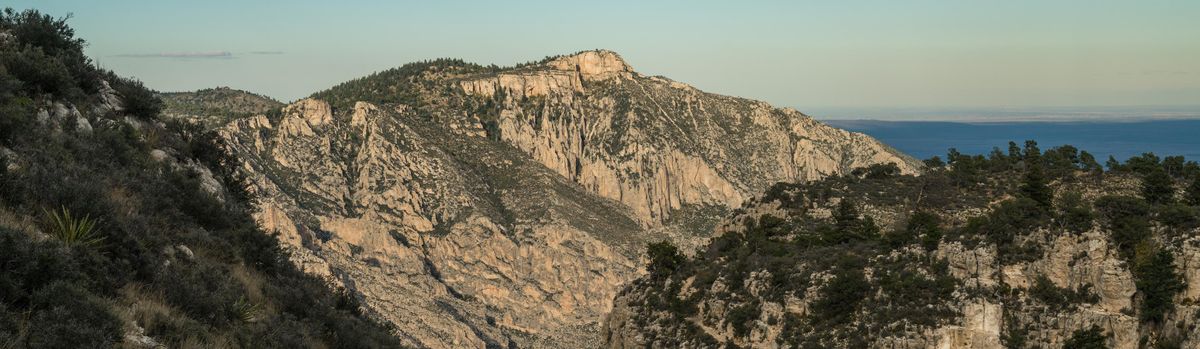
[216,50,919,347]
[604,143,1200,349]
[312,50,920,224]
[161,87,283,129]
[0,9,400,348]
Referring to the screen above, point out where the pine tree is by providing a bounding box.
[1186,176,1200,206]
[1134,249,1184,323]
[1020,159,1053,209]
[1062,325,1108,349]
[1106,155,1123,172]
[1141,168,1175,205]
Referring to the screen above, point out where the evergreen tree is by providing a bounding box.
[923,156,945,168]
[1134,249,1184,323]
[827,199,878,244]
[1141,168,1175,205]
[1185,176,1200,206]
[647,241,685,279]
[1062,325,1108,349]
[1020,157,1053,209]
[1106,156,1124,172]
[1079,151,1103,174]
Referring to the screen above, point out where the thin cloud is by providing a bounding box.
[249,51,284,55]
[116,51,233,59]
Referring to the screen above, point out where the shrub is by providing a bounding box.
[1058,191,1095,234]
[727,301,760,337]
[41,206,104,248]
[1095,195,1152,260]
[1133,249,1183,323]
[0,226,81,305]
[810,262,869,326]
[851,162,900,179]
[157,262,248,327]
[1157,204,1199,232]
[1142,168,1175,205]
[26,281,122,348]
[647,241,685,279]
[887,211,940,250]
[1062,325,1108,349]
[104,72,162,120]
[1029,275,1098,310]
[1184,176,1200,206]
[825,199,878,244]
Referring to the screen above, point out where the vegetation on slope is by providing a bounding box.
[619,139,1200,348]
[160,87,283,129]
[0,8,401,348]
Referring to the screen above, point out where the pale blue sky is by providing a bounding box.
[9,1,1200,111]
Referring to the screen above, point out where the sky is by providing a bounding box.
[8,1,1200,115]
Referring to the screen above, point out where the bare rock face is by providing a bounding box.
[457,50,920,224]
[545,50,633,79]
[223,100,649,348]
[219,50,917,348]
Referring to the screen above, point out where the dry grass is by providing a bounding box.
[0,204,39,237]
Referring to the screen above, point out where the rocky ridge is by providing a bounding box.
[217,50,918,348]
[602,155,1200,348]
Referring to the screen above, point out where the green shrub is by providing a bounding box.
[647,241,685,279]
[1029,275,1098,310]
[26,281,122,348]
[157,262,247,327]
[1142,168,1175,205]
[41,206,104,248]
[887,211,941,250]
[1095,195,1152,260]
[1133,249,1183,323]
[1184,176,1200,206]
[1062,325,1108,349]
[810,262,868,326]
[851,162,900,179]
[104,71,162,119]
[1157,204,1199,232]
[0,227,81,305]
[1058,191,1096,234]
[727,301,760,337]
[825,199,878,244]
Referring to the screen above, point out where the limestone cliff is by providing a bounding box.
[219,50,918,348]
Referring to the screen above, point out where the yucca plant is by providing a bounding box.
[42,207,104,247]
[232,297,262,323]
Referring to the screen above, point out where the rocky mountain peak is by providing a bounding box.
[220,51,922,348]
[283,98,333,126]
[545,49,633,79]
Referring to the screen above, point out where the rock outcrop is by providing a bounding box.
[219,50,918,348]
[601,165,1200,349]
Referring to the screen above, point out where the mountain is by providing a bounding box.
[160,87,283,129]
[0,9,400,348]
[215,50,919,347]
[603,144,1200,348]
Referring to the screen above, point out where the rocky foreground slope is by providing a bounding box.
[604,145,1200,348]
[214,50,918,347]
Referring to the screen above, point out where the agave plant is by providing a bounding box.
[42,207,104,247]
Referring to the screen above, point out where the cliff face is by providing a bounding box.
[218,50,918,348]
[454,50,919,223]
